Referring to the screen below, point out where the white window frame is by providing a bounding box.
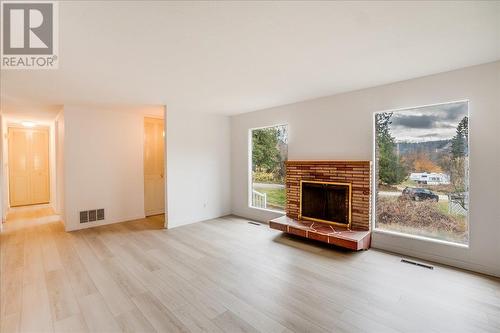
[248,124,288,213]
[372,100,470,248]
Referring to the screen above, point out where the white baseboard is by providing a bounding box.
[65,214,147,232]
[372,238,500,278]
[167,210,231,229]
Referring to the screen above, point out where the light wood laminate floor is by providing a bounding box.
[1,208,499,333]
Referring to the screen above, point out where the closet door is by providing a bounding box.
[30,129,50,204]
[8,127,50,207]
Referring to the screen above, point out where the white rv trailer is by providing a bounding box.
[409,172,450,185]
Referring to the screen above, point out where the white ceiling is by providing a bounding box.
[1,1,499,115]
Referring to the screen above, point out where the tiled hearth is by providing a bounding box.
[269,160,372,250]
[270,216,371,250]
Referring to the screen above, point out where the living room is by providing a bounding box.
[1,1,499,332]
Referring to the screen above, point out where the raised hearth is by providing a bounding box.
[270,216,371,250]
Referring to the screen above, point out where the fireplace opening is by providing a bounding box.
[299,181,352,227]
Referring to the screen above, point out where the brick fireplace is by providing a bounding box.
[286,160,371,231]
[269,160,372,250]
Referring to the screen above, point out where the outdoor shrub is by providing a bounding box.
[377,197,465,234]
[253,171,283,184]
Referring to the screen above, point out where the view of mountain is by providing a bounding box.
[396,140,451,162]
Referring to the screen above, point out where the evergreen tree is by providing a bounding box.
[376,113,407,185]
[449,116,469,196]
[451,116,468,158]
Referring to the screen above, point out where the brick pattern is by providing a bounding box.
[285,160,372,231]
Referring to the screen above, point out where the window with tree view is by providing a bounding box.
[375,101,469,245]
[250,125,288,212]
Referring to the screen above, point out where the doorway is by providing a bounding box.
[8,126,50,207]
[144,117,165,216]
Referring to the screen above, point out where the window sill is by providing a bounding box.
[372,228,469,249]
[249,206,285,215]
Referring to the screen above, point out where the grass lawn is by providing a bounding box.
[254,187,286,210]
[437,201,448,215]
[400,179,418,188]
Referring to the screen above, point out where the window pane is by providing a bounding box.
[375,101,469,245]
[250,125,288,211]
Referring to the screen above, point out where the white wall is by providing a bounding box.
[43,104,231,232]
[1,116,8,222]
[0,112,3,228]
[166,111,231,228]
[48,122,57,213]
[231,61,500,277]
[63,106,149,231]
[55,110,65,218]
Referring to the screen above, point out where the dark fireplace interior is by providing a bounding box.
[300,181,350,226]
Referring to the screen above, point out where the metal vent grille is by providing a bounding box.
[401,259,434,270]
[80,211,89,223]
[88,210,97,222]
[97,209,105,220]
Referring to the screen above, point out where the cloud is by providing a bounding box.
[392,115,435,128]
[383,101,468,142]
[439,102,468,121]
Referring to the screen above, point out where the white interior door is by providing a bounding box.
[144,117,165,216]
[8,127,50,207]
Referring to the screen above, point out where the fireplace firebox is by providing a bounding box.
[299,180,352,228]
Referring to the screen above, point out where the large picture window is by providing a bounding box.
[249,124,288,212]
[374,101,469,245]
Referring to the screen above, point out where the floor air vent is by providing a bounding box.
[80,209,105,223]
[248,221,260,226]
[401,259,434,270]
[80,211,89,223]
[88,210,97,222]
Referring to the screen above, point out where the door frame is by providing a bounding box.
[143,116,165,217]
[7,125,51,207]
[143,107,168,229]
[5,121,58,211]
[163,107,168,229]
